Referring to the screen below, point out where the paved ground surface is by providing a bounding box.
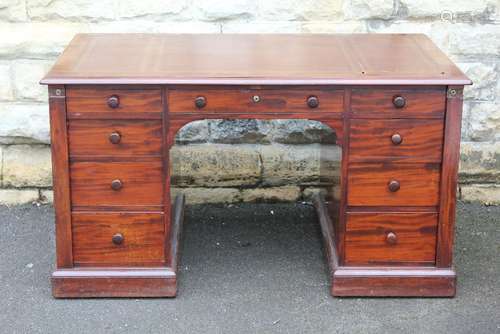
[0,201,498,334]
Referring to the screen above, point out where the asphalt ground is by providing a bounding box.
[0,201,498,333]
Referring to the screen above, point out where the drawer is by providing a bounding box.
[349,119,444,162]
[347,163,440,206]
[66,87,162,119]
[68,120,163,157]
[168,89,343,113]
[351,88,445,118]
[70,161,163,208]
[72,212,165,266]
[345,212,437,265]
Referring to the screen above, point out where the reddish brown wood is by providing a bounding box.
[48,86,73,268]
[347,163,441,206]
[42,34,470,298]
[169,195,186,272]
[41,34,471,86]
[68,120,163,157]
[436,86,464,267]
[70,161,163,207]
[72,212,165,266]
[351,88,446,118]
[349,119,444,162]
[66,87,162,119]
[332,270,456,297]
[345,212,438,265]
[52,268,176,298]
[169,88,344,113]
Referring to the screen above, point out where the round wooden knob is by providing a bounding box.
[392,96,406,108]
[107,95,120,109]
[112,233,124,245]
[109,132,121,144]
[386,232,397,245]
[111,179,123,191]
[391,133,403,145]
[195,96,206,109]
[388,180,400,192]
[307,96,319,108]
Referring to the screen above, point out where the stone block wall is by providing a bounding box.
[0,0,499,205]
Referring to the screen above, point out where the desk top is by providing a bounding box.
[41,33,470,86]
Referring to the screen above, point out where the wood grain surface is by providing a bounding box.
[349,119,444,162]
[345,212,438,265]
[41,34,471,85]
[347,162,441,206]
[70,161,163,207]
[68,119,163,157]
[72,212,165,266]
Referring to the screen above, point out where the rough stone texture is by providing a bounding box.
[464,103,500,142]
[401,0,497,21]
[171,187,241,205]
[240,186,301,202]
[27,0,116,21]
[0,62,14,101]
[257,0,343,21]
[175,120,209,145]
[208,119,272,144]
[259,144,340,186]
[3,145,51,188]
[459,62,498,101]
[170,144,261,187]
[0,189,39,205]
[12,59,52,101]
[39,189,53,203]
[0,0,27,22]
[0,0,499,204]
[344,0,395,20]
[460,141,500,184]
[0,104,50,144]
[460,184,500,205]
[449,24,500,56]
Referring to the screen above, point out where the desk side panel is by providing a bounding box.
[48,85,73,268]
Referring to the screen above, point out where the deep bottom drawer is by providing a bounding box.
[72,212,165,266]
[345,212,437,265]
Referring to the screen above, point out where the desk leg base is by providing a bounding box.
[51,195,186,298]
[51,268,177,298]
[331,268,456,297]
[313,194,456,297]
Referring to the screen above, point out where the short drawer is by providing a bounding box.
[351,88,445,118]
[68,120,163,157]
[72,212,165,266]
[70,161,163,208]
[345,212,438,265]
[66,87,162,119]
[347,163,440,206]
[349,119,444,162]
[168,89,343,113]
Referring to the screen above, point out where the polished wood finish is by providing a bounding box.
[43,34,470,298]
[349,119,444,162]
[345,212,437,265]
[168,88,344,113]
[52,268,176,298]
[70,161,163,207]
[66,87,162,119]
[41,34,471,85]
[48,86,73,268]
[347,163,441,206]
[68,120,162,157]
[72,212,165,266]
[437,87,464,267]
[351,88,446,118]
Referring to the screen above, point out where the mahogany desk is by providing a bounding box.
[41,34,471,298]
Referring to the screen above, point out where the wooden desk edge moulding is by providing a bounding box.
[41,33,471,298]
